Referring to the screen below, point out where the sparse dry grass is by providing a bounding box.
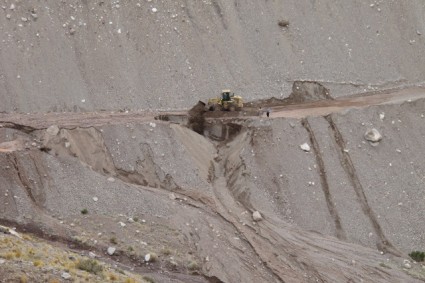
[19,275,28,283]
[187,260,199,271]
[0,233,146,283]
[76,259,103,275]
[161,247,172,256]
[33,260,43,267]
[110,237,118,244]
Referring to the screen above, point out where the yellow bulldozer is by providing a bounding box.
[206,90,243,111]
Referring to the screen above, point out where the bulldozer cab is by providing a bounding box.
[221,90,232,101]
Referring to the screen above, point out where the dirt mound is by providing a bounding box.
[287,81,333,103]
[244,81,332,109]
[187,101,207,134]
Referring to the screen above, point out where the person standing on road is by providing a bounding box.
[266,108,270,117]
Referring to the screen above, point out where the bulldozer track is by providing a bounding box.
[301,118,347,241]
[325,115,401,256]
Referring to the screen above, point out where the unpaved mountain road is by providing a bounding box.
[1,87,424,132]
[270,86,425,119]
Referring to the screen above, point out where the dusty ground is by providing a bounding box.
[1,1,425,112]
[1,86,425,282]
[1,1,425,282]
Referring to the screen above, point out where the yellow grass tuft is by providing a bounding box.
[33,260,44,267]
[20,275,28,283]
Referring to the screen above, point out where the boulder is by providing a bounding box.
[364,128,382,143]
[252,211,263,221]
[300,143,311,152]
[46,125,60,136]
[61,272,71,280]
[107,247,116,255]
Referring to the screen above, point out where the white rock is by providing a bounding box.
[149,122,156,128]
[364,128,382,143]
[107,247,116,255]
[46,125,60,136]
[6,14,11,19]
[252,211,263,221]
[145,253,153,261]
[127,217,134,223]
[92,197,98,202]
[169,193,176,200]
[65,142,71,148]
[89,252,96,258]
[119,221,126,227]
[0,259,4,264]
[300,143,311,152]
[403,260,412,269]
[107,177,115,182]
[21,17,28,22]
[61,272,71,280]
[9,4,15,10]
[379,112,385,121]
[152,7,157,13]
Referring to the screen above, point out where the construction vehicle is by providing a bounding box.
[206,90,243,111]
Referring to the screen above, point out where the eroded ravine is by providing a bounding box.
[196,118,423,282]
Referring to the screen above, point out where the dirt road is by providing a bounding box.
[269,86,425,119]
[1,87,424,132]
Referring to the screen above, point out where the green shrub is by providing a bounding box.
[187,260,199,271]
[77,259,103,275]
[81,209,88,215]
[409,251,425,262]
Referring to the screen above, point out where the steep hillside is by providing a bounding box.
[1,1,425,282]
[1,0,425,112]
[1,92,425,282]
